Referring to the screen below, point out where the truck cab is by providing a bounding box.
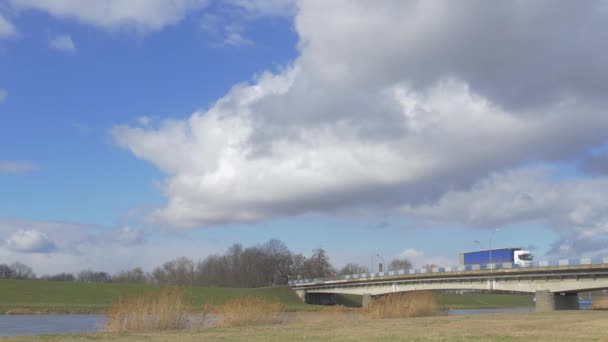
[514,250,533,267]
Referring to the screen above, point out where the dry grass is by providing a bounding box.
[106,288,192,332]
[7,311,608,341]
[592,296,608,310]
[211,296,285,327]
[364,291,440,319]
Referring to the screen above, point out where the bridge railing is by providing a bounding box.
[288,256,608,286]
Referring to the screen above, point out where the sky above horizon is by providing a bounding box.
[1,0,608,276]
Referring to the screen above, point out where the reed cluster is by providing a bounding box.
[106,288,191,332]
[591,296,608,310]
[364,291,440,319]
[212,296,285,326]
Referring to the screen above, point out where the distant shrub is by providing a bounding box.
[106,288,191,332]
[212,296,285,326]
[592,296,608,310]
[364,291,440,319]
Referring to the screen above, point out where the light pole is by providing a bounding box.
[376,253,385,273]
[489,228,500,270]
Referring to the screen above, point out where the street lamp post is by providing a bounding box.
[489,228,500,270]
[376,253,385,273]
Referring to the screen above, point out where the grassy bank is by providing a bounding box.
[0,279,535,314]
[0,279,307,314]
[2,311,607,341]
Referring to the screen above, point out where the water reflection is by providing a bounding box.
[0,315,105,337]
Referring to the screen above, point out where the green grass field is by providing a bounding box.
[0,279,308,314]
[0,279,533,314]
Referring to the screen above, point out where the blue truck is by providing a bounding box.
[459,248,533,267]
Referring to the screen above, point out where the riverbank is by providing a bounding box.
[0,279,537,314]
[0,280,310,314]
[1,311,606,341]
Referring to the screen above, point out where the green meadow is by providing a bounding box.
[0,279,533,314]
[0,279,307,314]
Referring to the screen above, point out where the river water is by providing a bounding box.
[0,304,594,337]
[0,314,106,337]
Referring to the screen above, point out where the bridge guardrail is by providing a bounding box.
[289,255,608,286]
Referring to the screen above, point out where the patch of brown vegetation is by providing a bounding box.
[592,296,608,310]
[364,291,440,319]
[106,288,191,332]
[211,296,285,327]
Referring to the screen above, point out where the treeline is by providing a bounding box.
[0,239,414,287]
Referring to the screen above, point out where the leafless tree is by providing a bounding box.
[10,262,36,279]
[77,269,111,283]
[388,258,413,271]
[338,263,369,276]
[113,267,148,284]
[302,248,335,279]
[41,273,75,281]
[0,264,14,279]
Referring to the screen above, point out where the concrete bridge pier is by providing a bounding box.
[536,290,579,311]
[362,293,375,308]
[294,289,307,303]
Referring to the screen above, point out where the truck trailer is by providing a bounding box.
[459,248,533,267]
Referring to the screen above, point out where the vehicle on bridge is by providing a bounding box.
[460,248,533,267]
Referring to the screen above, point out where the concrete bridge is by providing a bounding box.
[290,256,608,311]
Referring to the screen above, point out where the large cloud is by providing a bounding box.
[4,229,56,253]
[9,0,209,32]
[401,166,608,231]
[0,13,17,38]
[8,0,294,33]
[113,1,608,229]
[0,218,221,274]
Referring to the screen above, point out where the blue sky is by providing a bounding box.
[1,1,608,275]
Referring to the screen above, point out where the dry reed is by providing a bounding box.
[364,291,440,319]
[106,288,192,332]
[592,296,608,310]
[212,296,285,327]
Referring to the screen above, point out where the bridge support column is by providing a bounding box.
[535,290,555,311]
[536,290,580,311]
[362,293,374,308]
[294,289,307,303]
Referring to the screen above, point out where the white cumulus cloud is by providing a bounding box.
[4,229,56,253]
[49,34,76,52]
[10,0,210,32]
[400,248,423,258]
[113,1,608,231]
[116,226,144,245]
[0,13,17,38]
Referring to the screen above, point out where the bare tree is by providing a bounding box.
[388,258,413,271]
[0,264,14,279]
[302,248,335,279]
[77,269,111,283]
[10,262,35,279]
[113,267,147,284]
[338,263,369,276]
[41,273,75,282]
[156,257,195,286]
[262,239,293,285]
